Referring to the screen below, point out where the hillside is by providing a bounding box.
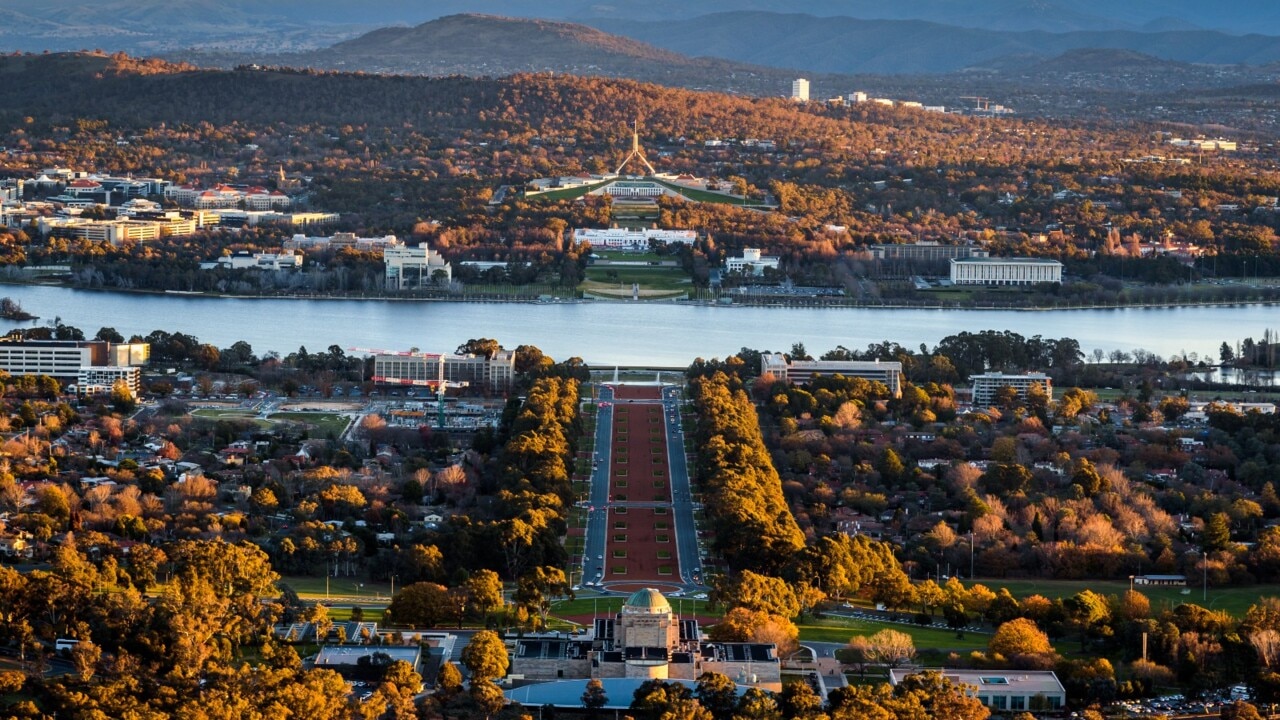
[586,12,1280,75]
[301,13,781,87]
[0,52,854,142]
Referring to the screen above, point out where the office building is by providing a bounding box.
[0,340,149,385]
[761,354,902,397]
[725,248,780,276]
[373,350,515,392]
[76,366,141,397]
[888,669,1065,713]
[384,244,451,289]
[791,78,810,102]
[871,242,988,262]
[971,372,1052,407]
[950,257,1063,285]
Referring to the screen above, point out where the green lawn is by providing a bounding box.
[593,250,667,263]
[990,578,1280,618]
[799,616,989,651]
[582,266,692,292]
[278,575,395,602]
[191,408,272,429]
[652,179,749,205]
[526,181,609,201]
[269,412,351,438]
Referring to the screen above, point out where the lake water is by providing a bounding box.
[1,285,1274,367]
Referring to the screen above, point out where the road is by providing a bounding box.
[580,385,615,588]
[579,383,706,594]
[663,384,703,587]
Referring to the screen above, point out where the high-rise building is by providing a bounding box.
[791,78,810,102]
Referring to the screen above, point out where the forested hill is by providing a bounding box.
[172,14,791,97]
[0,52,867,144]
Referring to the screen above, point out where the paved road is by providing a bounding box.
[579,384,708,595]
[580,385,615,588]
[663,385,703,587]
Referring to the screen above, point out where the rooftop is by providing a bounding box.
[951,257,1063,265]
[888,668,1065,696]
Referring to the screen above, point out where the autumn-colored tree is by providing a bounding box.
[461,630,509,682]
[989,618,1053,658]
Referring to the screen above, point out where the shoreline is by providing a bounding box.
[3,279,1279,312]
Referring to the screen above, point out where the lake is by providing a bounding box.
[1,285,1273,367]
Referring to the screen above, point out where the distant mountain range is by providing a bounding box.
[586,12,1280,75]
[6,0,1280,55]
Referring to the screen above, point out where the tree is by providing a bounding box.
[865,628,916,667]
[582,678,608,716]
[385,582,450,628]
[1221,700,1265,720]
[695,672,738,720]
[466,569,505,618]
[470,678,507,720]
[1204,512,1233,552]
[778,680,823,719]
[718,570,800,618]
[383,659,423,693]
[461,630,509,682]
[989,618,1053,658]
[516,566,573,629]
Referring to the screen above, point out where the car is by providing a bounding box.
[693,593,708,599]
[572,585,581,591]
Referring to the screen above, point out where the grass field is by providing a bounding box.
[798,616,989,651]
[582,265,692,290]
[527,182,608,201]
[652,179,748,205]
[191,408,272,429]
[990,578,1280,617]
[279,575,396,602]
[270,412,350,438]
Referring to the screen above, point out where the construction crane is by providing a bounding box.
[960,96,992,112]
[347,347,469,429]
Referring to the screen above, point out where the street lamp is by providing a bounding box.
[1129,575,1135,594]
[357,583,364,600]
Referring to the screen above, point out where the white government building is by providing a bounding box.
[384,244,452,289]
[573,228,697,250]
[950,257,1063,285]
[726,248,780,275]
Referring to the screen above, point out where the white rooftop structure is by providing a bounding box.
[888,668,1065,713]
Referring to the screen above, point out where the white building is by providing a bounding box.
[848,91,868,103]
[373,350,516,391]
[761,354,902,397]
[888,669,1066,713]
[384,244,451,289]
[971,372,1053,407]
[573,228,696,250]
[214,252,303,271]
[725,248,780,276]
[950,257,1063,285]
[283,232,403,251]
[791,78,810,102]
[0,340,148,383]
[76,366,141,397]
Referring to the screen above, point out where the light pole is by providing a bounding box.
[969,531,975,580]
[1129,575,1135,594]
[1202,552,1208,604]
